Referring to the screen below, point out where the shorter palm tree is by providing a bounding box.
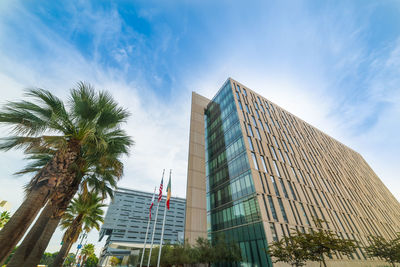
[51,193,104,267]
[79,243,95,267]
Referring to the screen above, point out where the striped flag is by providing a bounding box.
[158,177,164,202]
[149,188,156,220]
[166,176,171,210]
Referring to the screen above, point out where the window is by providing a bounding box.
[248,137,254,151]
[254,101,259,110]
[291,167,300,183]
[272,136,280,148]
[238,101,243,110]
[260,156,268,173]
[270,176,280,196]
[273,160,281,177]
[243,88,247,96]
[279,178,289,198]
[251,116,257,126]
[270,223,278,241]
[268,196,278,221]
[247,124,254,137]
[245,104,250,113]
[288,183,297,200]
[270,147,278,160]
[299,203,310,225]
[288,201,299,225]
[278,198,288,223]
[255,128,262,140]
[265,123,271,133]
[236,84,241,92]
[278,149,285,162]
[260,173,266,194]
[251,152,259,170]
[259,120,264,131]
[262,195,271,220]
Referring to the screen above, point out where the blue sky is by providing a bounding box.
[0,0,399,254]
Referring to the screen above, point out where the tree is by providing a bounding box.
[109,256,121,266]
[51,192,105,267]
[304,230,357,267]
[193,237,214,266]
[85,253,99,267]
[267,229,358,267]
[0,88,83,263]
[213,235,242,264]
[39,252,58,266]
[62,253,76,267]
[268,234,309,267]
[80,243,95,266]
[192,236,242,266]
[12,143,125,267]
[2,83,132,266]
[0,211,10,229]
[365,234,400,267]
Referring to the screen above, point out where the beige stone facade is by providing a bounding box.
[184,92,210,245]
[185,78,400,266]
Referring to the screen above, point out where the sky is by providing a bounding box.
[0,0,399,256]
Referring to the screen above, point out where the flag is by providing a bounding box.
[149,189,156,220]
[166,176,171,210]
[158,177,164,202]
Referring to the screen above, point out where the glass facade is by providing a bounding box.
[205,81,271,267]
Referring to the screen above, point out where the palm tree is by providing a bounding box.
[8,147,124,267]
[51,192,104,267]
[79,243,95,267]
[0,83,132,264]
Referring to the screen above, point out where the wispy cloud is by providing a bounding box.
[0,0,399,254]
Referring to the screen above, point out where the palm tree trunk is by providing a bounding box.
[51,239,73,267]
[26,215,60,267]
[6,203,55,267]
[0,184,49,264]
[81,255,88,266]
[0,143,80,265]
[7,177,80,267]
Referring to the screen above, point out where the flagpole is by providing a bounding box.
[147,170,165,267]
[140,186,157,267]
[157,169,171,267]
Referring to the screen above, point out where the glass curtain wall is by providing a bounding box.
[205,81,271,267]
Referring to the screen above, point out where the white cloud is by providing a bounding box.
[0,0,399,257]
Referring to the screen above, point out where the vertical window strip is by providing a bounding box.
[278,198,288,223]
[262,195,271,221]
[270,176,280,196]
[272,160,281,177]
[251,152,259,170]
[270,223,278,241]
[248,137,254,151]
[299,203,310,225]
[260,156,268,173]
[279,178,289,198]
[268,196,278,221]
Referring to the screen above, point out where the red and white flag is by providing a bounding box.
[158,177,164,202]
[149,187,156,220]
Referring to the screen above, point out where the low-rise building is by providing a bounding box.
[99,187,185,266]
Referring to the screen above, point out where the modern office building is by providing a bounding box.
[99,188,185,266]
[185,78,400,266]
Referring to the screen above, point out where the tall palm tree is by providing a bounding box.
[8,150,122,267]
[51,192,105,267]
[0,83,132,263]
